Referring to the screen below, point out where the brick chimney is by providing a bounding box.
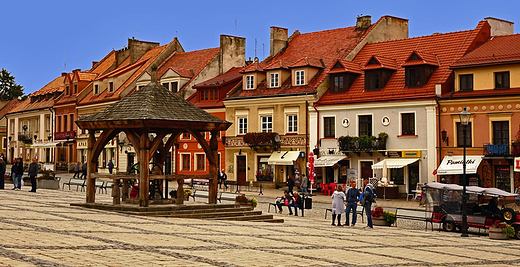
[270,26,288,57]
[151,65,157,83]
[219,35,246,75]
[356,15,372,29]
[485,17,514,36]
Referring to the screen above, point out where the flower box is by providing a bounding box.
[489,227,508,240]
[372,216,391,226]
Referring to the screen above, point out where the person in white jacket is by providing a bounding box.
[331,184,346,226]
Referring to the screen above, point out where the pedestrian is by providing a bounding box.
[289,191,303,216]
[73,162,80,178]
[28,158,39,192]
[362,178,376,228]
[217,169,223,188]
[0,157,6,189]
[301,174,309,196]
[81,162,87,179]
[12,158,24,190]
[345,182,361,226]
[107,159,114,174]
[331,184,346,226]
[276,190,292,214]
[287,175,295,193]
[220,169,228,189]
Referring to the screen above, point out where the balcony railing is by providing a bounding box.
[55,131,76,140]
[18,132,33,144]
[338,136,386,151]
[483,143,520,157]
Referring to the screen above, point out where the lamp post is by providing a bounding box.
[459,106,472,237]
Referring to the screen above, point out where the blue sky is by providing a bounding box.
[1,0,519,94]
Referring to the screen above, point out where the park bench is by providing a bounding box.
[99,181,113,194]
[325,205,365,222]
[190,190,238,203]
[395,208,432,230]
[95,180,105,193]
[62,178,86,191]
[192,178,210,189]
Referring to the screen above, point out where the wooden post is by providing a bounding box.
[86,130,96,203]
[139,132,150,207]
[177,178,184,205]
[122,179,129,201]
[112,178,121,204]
[208,130,219,204]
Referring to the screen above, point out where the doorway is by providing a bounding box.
[408,162,419,193]
[360,161,373,180]
[237,155,247,185]
[495,165,511,192]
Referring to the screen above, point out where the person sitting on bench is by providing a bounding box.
[276,191,292,214]
[288,191,303,216]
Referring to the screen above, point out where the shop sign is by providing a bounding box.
[515,157,520,172]
[402,150,421,158]
[387,151,402,158]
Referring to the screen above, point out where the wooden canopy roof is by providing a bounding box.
[76,82,231,131]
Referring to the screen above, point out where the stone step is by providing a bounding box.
[249,218,285,223]
[163,210,262,219]
[123,207,253,216]
[211,214,274,221]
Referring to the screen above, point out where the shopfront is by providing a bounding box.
[267,151,304,187]
[314,155,349,184]
[436,155,483,187]
[372,158,420,194]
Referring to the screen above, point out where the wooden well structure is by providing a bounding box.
[76,79,231,207]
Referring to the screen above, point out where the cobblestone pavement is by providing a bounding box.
[1,181,519,267]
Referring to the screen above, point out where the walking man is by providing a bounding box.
[345,182,360,226]
[287,175,295,193]
[73,162,81,178]
[81,162,87,179]
[107,159,114,174]
[301,174,309,196]
[28,158,39,192]
[363,178,376,228]
[12,158,24,190]
[220,169,228,189]
[0,157,6,189]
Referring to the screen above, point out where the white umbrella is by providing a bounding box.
[382,160,388,200]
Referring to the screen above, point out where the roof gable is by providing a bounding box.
[452,34,520,68]
[362,55,398,70]
[402,50,439,67]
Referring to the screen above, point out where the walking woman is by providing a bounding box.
[331,184,346,226]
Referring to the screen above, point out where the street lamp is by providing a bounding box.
[459,106,472,237]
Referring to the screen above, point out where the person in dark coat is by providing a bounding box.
[0,157,6,189]
[345,182,361,226]
[28,158,39,192]
[363,178,376,228]
[81,162,87,179]
[220,169,228,189]
[12,158,24,190]
[287,175,295,193]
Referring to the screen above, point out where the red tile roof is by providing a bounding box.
[189,67,243,109]
[90,50,116,75]
[193,67,243,88]
[401,50,439,67]
[9,76,64,114]
[288,57,325,68]
[228,19,380,99]
[264,60,290,70]
[241,62,265,73]
[451,34,520,68]
[317,21,490,105]
[444,87,520,98]
[362,55,398,70]
[328,59,362,74]
[0,99,21,119]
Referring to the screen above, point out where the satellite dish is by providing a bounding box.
[274,134,281,142]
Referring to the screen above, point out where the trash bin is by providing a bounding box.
[304,197,312,209]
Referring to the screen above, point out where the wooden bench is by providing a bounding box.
[62,178,86,191]
[95,180,105,193]
[192,178,210,189]
[100,181,113,194]
[325,205,365,223]
[395,208,431,230]
[191,190,237,203]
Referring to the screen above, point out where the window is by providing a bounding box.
[270,73,279,88]
[94,84,99,95]
[323,117,335,138]
[138,85,145,90]
[34,118,39,133]
[495,71,510,89]
[10,121,14,134]
[238,117,248,135]
[63,116,67,133]
[261,116,273,132]
[456,122,473,147]
[459,74,473,91]
[401,113,415,135]
[182,132,190,139]
[69,114,74,131]
[405,66,435,87]
[391,168,404,185]
[45,117,51,132]
[200,89,218,101]
[162,83,169,90]
[365,70,393,90]
[359,115,372,136]
[246,75,254,89]
[295,70,305,85]
[492,121,509,145]
[74,84,78,94]
[171,82,178,93]
[66,86,70,95]
[56,116,61,132]
[2,137,6,149]
[109,82,114,93]
[182,154,191,171]
[196,154,205,171]
[287,115,298,133]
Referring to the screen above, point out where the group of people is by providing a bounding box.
[275,190,303,216]
[330,178,377,228]
[73,162,88,179]
[0,157,40,192]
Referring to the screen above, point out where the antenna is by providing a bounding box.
[235,19,238,36]
[263,43,265,59]
[64,52,67,70]
[176,30,178,36]
[255,38,257,58]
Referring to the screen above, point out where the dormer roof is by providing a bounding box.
[362,55,398,70]
[288,57,325,69]
[329,59,362,74]
[402,50,439,67]
[264,60,290,71]
[240,62,265,73]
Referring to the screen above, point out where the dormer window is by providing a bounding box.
[245,75,254,90]
[94,84,99,95]
[200,89,218,101]
[363,56,397,91]
[459,74,473,91]
[403,51,438,88]
[270,73,279,88]
[108,82,114,93]
[295,70,305,86]
[495,71,510,89]
[74,84,78,94]
[65,86,70,95]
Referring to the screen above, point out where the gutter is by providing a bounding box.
[312,103,320,152]
[436,97,442,181]
[225,91,316,101]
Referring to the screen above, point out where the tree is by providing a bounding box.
[0,68,25,100]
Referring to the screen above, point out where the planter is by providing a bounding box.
[236,202,254,209]
[489,227,508,240]
[372,216,391,226]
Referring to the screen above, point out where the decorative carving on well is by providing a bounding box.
[482,160,492,188]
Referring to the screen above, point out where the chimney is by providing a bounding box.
[72,68,81,73]
[92,61,98,68]
[219,35,246,74]
[61,72,67,77]
[485,17,514,36]
[356,15,372,29]
[151,65,157,83]
[270,26,288,57]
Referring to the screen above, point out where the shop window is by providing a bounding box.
[495,71,510,89]
[256,156,273,181]
[401,113,415,135]
[456,122,472,147]
[391,168,404,185]
[459,74,473,91]
[495,166,511,192]
[358,115,372,136]
[492,121,509,145]
[324,117,335,138]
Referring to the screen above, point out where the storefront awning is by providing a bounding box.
[436,156,483,175]
[31,142,60,148]
[372,158,419,169]
[267,151,301,165]
[314,155,348,167]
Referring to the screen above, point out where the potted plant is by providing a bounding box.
[489,220,514,240]
[183,189,192,201]
[371,207,396,226]
[235,194,257,209]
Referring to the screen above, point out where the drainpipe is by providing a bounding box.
[48,108,55,164]
[312,103,320,151]
[436,97,441,182]
[305,101,309,177]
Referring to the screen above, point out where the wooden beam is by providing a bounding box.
[188,130,214,164]
[91,129,119,162]
[208,130,219,204]
[86,130,97,203]
[138,131,150,207]
[124,129,141,158]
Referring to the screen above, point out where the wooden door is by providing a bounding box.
[361,161,373,180]
[237,155,247,185]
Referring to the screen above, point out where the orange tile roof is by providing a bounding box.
[328,59,362,74]
[158,47,219,78]
[264,60,290,70]
[451,34,520,68]
[317,21,490,106]
[240,62,266,73]
[9,76,64,114]
[288,57,325,68]
[362,55,398,70]
[90,50,116,75]
[193,67,243,88]
[79,44,168,106]
[401,50,439,67]
[0,99,21,119]
[228,20,379,99]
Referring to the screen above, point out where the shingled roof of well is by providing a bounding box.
[78,81,230,125]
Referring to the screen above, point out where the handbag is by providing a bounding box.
[284,200,289,205]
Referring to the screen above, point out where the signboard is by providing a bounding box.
[387,151,402,158]
[515,157,520,172]
[402,150,421,158]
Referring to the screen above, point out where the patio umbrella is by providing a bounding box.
[382,160,387,200]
